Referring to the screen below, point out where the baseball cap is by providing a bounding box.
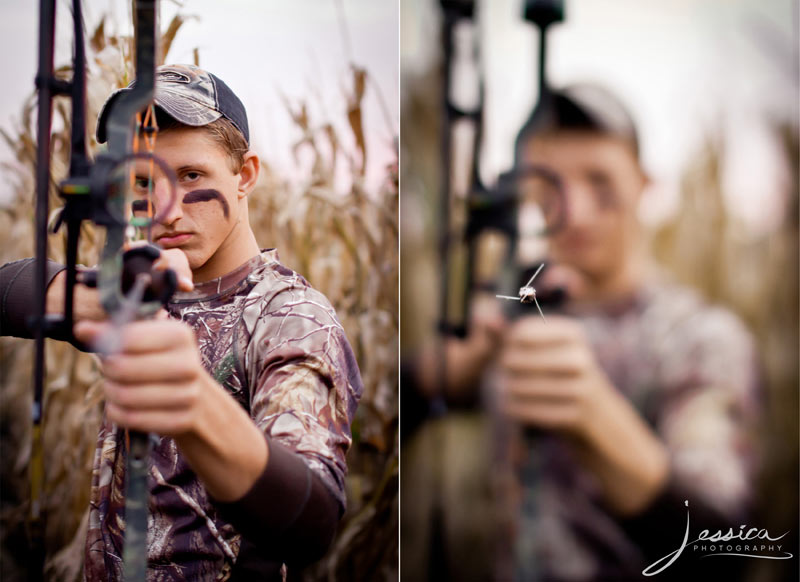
[514,83,639,163]
[96,64,249,145]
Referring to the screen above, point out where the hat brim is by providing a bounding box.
[95,87,223,144]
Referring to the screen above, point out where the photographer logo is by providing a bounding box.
[642,500,792,576]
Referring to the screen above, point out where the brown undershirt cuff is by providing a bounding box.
[0,258,66,338]
[215,437,341,567]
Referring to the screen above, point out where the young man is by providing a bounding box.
[2,64,362,580]
[406,85,760,580]
[499,86,759,580]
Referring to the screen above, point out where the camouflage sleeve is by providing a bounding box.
[621,302,761,563]
[241,269,363,511]
[215,268,362,562]
[654,304,761,519]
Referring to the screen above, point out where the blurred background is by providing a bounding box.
[0,1,397,580]
[401,0,797,580]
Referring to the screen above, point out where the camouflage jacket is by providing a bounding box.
[84,250,363,581]
[509,281,761,581]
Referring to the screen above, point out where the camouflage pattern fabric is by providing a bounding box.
[84,250,362,581]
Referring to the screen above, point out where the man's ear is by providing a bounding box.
[237,151,260,199]
[637,169,651,199]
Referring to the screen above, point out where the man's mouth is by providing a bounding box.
[156,232,193,247]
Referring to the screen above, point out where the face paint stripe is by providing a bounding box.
[182,189,229,218]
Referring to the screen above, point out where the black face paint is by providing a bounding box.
[182,189,229,218]
[131,199,149,213]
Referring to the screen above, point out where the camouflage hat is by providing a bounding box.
[514,83,639,163]
[96,64,250,145]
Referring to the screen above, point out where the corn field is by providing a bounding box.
[0,10,397,582]
[399,47,798,582]
[649,127,798,582]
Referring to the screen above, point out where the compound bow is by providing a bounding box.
[30,1,175,579]
[437,0,567,340]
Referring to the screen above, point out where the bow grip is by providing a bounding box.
[504,262,569,321]
[120,245,178,307]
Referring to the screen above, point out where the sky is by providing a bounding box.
[402,0,798,235]
[0,0,399,199]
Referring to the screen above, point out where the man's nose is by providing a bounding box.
[564,183,596,229]
[151,177,182,225]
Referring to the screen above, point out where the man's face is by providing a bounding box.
[131,127,246,279]
[517,131,646,282]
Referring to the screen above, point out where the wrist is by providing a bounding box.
[175,371,237,450]
[45,270,66,315]
[175,372,268,502]
[577,373,620,444]
[576,375,670,515]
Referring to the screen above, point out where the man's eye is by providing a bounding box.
[518,176,559,207]
[134,177,152,191]
[593,186,616,209]
[587,172,617,209]
[183,171,201,181]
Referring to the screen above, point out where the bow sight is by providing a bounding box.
[437,0,566,340]
[30,1,175,579]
